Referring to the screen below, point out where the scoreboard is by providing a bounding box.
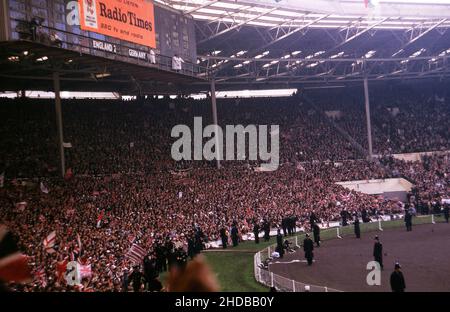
[3,0,197,64]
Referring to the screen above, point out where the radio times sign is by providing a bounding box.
[79,0,156,48]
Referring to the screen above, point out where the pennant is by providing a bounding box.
[15,201,28,211]
[40,181,49,194]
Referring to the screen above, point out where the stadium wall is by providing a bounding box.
[336,178,413,202]
[374,150,450,162]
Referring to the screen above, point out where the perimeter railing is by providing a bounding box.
[254,214,444,292]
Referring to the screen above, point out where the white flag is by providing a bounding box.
[15,201,28,211]
[40,181,49,194]
[63,142,72,148]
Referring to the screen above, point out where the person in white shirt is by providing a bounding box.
[149,49,156,64]
[172,54,184,72]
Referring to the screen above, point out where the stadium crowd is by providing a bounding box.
[311,86,450,155]
[0,93,448,291]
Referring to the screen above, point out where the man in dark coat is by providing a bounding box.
[309,211,318,226]
[121,268,129,292]
[390,263,406,292]
[231,222,239,247]
[341,208,348,226]
[219,226,228,249]
[253,221,260,244]
[187,233,195,258]
[354,216,361,238]
[281,217,288,237]
[129,265,144,292]
[194,227,204,254]
[290,216,298,234]
[276,229,284,258]
[362,209,370,223]
[444,204,449,223]
[303,233,314,265]
[263,219,270,242]
[143,254,159,291]
[373,236,383,270]
[404,209,413,231]
[312,223,321,247]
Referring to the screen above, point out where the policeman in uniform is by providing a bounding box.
[231,222,239,247]
[373,236,383,270]
[444,204,449,223]
[219,226,228,249]
[303,233,314,265]
[263,219,271,242]
[390,262,406,292]
[312,222,321,247]
[354,215,361,238]
[253,221,260,244]
[404,209,413,231]
[276,229,284,258]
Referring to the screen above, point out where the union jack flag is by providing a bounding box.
[126,243,147,264]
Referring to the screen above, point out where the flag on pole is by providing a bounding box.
[43,231,56,253]
[0,225,32,283]
[76,233,82,254]
[56,259,68,282]
[35,267,47,288]
[97,211,104,228]
[40,181,49,194]
[126,243,147,264]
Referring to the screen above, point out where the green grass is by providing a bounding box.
[203,251,268,292]
[167,215,446,292]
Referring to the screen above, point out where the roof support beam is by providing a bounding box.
[198,7,279,44]
[392,18,447,56]
[327,17,390,53]
[184,0,221,15]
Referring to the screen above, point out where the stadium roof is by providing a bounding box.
[157,0,450,90]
